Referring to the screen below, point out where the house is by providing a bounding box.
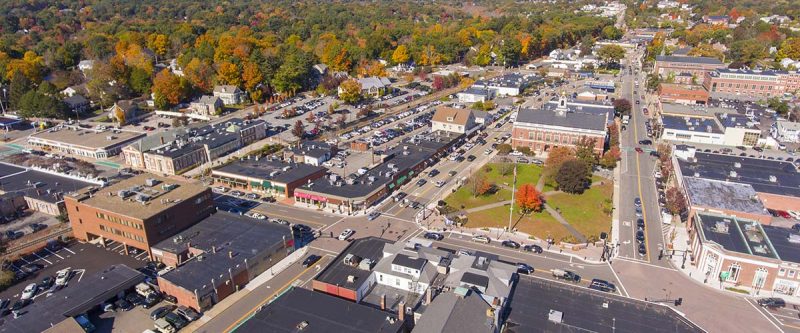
[213,85,245,105]
[61,84,88,97]
[77,60,95,74]
[431,106,478,135]
[189,95,223,117]
[285,141,335,166]
[109,100,139,125]
[457,87,494,103]
[704,15,730,25]
[780,58,800,70]
[658,83,709,104]
[168,59,183,76]
[63,95,90,115]
[313,63,329,76]
[771,120,800,143]
[341,77,392,97]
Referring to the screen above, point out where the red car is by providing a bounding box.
[642,108,649,115]
[635,147,644,153]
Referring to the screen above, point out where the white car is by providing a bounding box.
[434,180,446,188]
[247,212,267,220]
[21,283,37,300]
[55,268,71,286]
[509,151,523,156]
[338,229,355,240]
[789,210,800,220]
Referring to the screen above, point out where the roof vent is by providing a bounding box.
[144,178,161,187]
[729,170,737,178]
[769,175,777,183]
[347,275,357,283]
[734,162,741,168]
[296,321,309,330]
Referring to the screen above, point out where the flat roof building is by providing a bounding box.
[312,237,390,302]
[654,55,725,80]
[234,288,406,333]
[660,114,725,145]
[211,158,327,198]
[682,177,772,225]
[28,124,145,159]
[154,211,295,311]
[658,83,709,104]
[0,162,97,216]
[65,174,215,256]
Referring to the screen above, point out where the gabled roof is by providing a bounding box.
[432,106,474,126]
[655,55,723,65]
[197,95,222,105]
[214,85,242,94]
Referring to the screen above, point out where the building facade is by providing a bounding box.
[431,106,478,135]
[704,69,800,100]
[654,55,725,80]
[512,96,609,156]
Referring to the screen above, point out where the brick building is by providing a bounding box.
[153,212,295,311]
[704,68,800,101]
[511,95,610,156]
[210,158,327,198]
[64,175,215,256]
[658,83,709,104]
[654,55,725,80]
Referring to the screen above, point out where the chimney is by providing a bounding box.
[380,294,386,310]
[398,301,405,322]
[426,287,432,304]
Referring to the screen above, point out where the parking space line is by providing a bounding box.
[46,248,65,259]
[34,252,52,265]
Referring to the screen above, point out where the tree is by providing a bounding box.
[601,26,623,40]
[777,37,800,61]
[152,69,188,109]
[728,39,768,67]
[597,45,625,67]
[291,120,305,140]
[497,144,513,155]
[418,45,442,66]
[468,172,492,198]
[645,74,660,92]
[8,71,32,110]
[128,67,152,96]
[543,146,575,182]
[147,33,170,60]
[0,270,15,292]
[613,98,632,117]
[688,44,725,61]
[555,160,590,194]
[579,35,595,56]
[216,61,241,86]
[666,187,687,215]
[242,62,264,93]
[498,158,514,176]
[500,38,522,67]
[599,146,621,169]
[327,104,336,116]
[767,97,790,116]
[391,45,411,65]
[516,184,543,213]
[338,79,362,104]
[608,123,620,147]
[574,137,597,171]
[432,76,445,91]
[184,58,214,92]
[18,84,66,119]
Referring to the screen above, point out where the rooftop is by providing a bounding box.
[474,73,541,90]
[656,55,724,65]
[413,289,496,333]
[516,100,610,132]
[443,253,516,300]
[683,177,768,215]
[29,125,145,150]
[68,174,209,220]
[234,288,403,333]
[713,68,788,76]
[0,265,144,333]
[213,158,326,185]
[506,276,702,333]
[659,83,708,92]
[288,141,333,160]
[432,106,474,126]
[697,213,778,259]
[661,114,723,134]
[716,112,759,130]
[156,211,293,293]
[143,118,264,158]
[762,226,800,264]
[677,152,800,197]
[0,163,95,204]
[315,237,390,289]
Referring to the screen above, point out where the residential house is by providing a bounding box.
[431,106,478,135]
[63,95,90,115]
[213,85,245,105]
[109,100,139,125]
[341,77,392,97]
[457,87,494,104]
[189,95,224,117]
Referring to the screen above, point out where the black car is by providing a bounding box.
[142,293,162,309]
[416,179,427,186]
[523,244,543,253]
[455,156,465,162]
[501,240,521,249]
[649,151,660,158]
[115,299,134,311]
[757,297,786,308]
[40,276,55,290]
[302,255,321,268]
[126,293,145,306]
[150,305,176,320]
[11,299,31,312]
[588,279,617,293]
[164,312,188,329]
[634,197,641,207]
[517,263,534,275]
[163,294,178,304]
[20,263,43,274]
[428,169,440,177]
[636,230,645,243]
[636,219,645,229]
[638,139,652,145]
[467,155,476,162]
[638,243,647,256]
[423,232,444,241]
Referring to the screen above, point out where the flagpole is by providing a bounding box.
[508,160,517,232]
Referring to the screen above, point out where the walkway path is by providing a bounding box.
[543,203,587,243]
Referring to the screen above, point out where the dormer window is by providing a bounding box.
[447,117,454,122]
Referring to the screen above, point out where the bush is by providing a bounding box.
[497,144,513,155]
[0,270,15,292]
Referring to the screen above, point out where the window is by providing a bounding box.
[789,270,796,279]
[780,268,786,277]
[727,263,741,282]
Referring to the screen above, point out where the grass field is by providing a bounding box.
[465,205,572,241]
[546,179,613,241]
[444,186,512,210]
[482,163,543,188]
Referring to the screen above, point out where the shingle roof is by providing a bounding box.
[656,55,723,65]
[432,106,474,126]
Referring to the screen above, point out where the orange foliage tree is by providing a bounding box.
[516,184,543,213]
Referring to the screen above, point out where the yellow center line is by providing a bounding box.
[222,263,320,333]
[630,60,652,263]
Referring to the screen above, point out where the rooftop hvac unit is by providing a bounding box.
[729,171,738,178]
[145,178,161,187]
[548,310,563,324]
[358,259,374,271]
[135,194,151,203]
[734,162,741,168]
[769,175,777,183]
[162,183,178,191]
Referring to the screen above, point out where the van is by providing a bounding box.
[154,318,175,333]
[136,282,155,297]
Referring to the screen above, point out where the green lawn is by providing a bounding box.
[545,180,613,241]
[444,186,512,210]
[465,205,572,241]
[543,174,609,193]
[482,163,542,188]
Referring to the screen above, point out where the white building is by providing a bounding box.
[431,106,478,135]
[78,60,95,74]
[771,120,800,143]
[213,85,245,105]
[456,87,494,103]
[661,115,725,145]
[189,95,223,117]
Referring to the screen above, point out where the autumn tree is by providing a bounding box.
[613,98,631,117]
[599,147,621,169]
[291,120,305,140]
[184,58,215,92]
[391,45,410,65]
[543,146,576,183]
[601,26,623,40]
[777,38,800,62]
[555,160,590,194]
[468,172,492,198]
[688,44,725,61]
[147,33,170,61]
[575,137,597,171]
[216,61,241,86]
[666,187,687,215]
[597,45,625,68]
[497,144,513,155]
[418,45,442,66]
[516,184,543,213]
[152,69,188,109]
[498,157,514,176]
[338,79,362,104]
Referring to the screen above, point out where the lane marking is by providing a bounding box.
[46,248,64,259]
[746,298,786,333]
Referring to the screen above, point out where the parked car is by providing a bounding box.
[523,244,543,253]
[638,243,647,256]
[552,269,581,282]
[416,179,427,186]
[367,212,380,221]
[125,293,145,306]
[176,306,201,322]
[40,276,55,290]
[150,305,176,320]
[142,293,162,309]
[164,312,188,330]
[757,297,786,308]
[516,263,534,274]
[115,299,134,311]
[501,240,521,249]
[588,279,617,293]
[21,283,37,300]
[472,235,491,244]
[55,268,71,286]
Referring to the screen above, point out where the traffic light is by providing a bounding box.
[674,298,683,306]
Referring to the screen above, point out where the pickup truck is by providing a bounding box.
[551,269,581,283]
